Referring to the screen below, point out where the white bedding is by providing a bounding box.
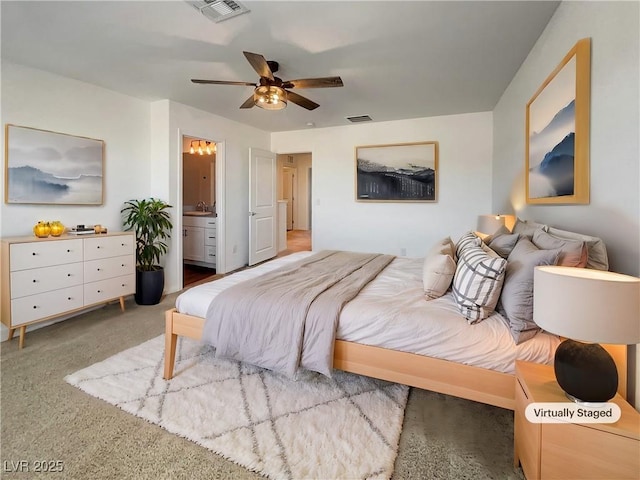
[176,251,560,374]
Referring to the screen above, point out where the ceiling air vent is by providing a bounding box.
[187,0,250,23]
[346,115,373,123]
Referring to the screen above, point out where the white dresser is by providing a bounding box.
[1,232,135,348]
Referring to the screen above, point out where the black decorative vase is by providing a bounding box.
[554,339,618,403]
[135,267,165,305]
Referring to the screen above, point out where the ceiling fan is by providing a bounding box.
[191,51,343,111]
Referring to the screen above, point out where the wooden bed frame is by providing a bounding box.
[164,308,628,410]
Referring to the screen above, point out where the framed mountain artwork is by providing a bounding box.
[355,141,438,202]
[5,124,104,205]
[526,38,590,205]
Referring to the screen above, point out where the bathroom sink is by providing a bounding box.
[184,211,214,216]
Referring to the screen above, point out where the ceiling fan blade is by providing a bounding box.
[243,51,274,81]
[286,91,320,110]
[283,77,343,89]
[192,79,256,86]
[239,95,255,109]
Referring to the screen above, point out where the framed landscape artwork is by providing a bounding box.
[355,141,438,202]
[5,125,104,205]
[526,38,590,204]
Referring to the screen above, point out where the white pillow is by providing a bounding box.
[452,244,507,323]
[423,237,456,300]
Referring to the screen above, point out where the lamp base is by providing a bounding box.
[554,339,618,403]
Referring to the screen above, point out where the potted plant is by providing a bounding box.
[121,198,173,305]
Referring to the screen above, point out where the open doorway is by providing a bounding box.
[276,153,312,254]
[181,135,219,287]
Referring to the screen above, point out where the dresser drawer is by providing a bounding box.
[11,286,84,325]
[204,229,216,246]
[10,262,84,299]
[10,239,83,271]
[84,255,135,283]
[84,274,135,305]
[84,235,135,261]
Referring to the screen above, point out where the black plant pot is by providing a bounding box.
[135,267,165,305]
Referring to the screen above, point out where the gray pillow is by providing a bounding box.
[531,229,587,267]
[486,229,520,259]
[512,218,547,239]
[546,226,608,270]
[498,238,560,344]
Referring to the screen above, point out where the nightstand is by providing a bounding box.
[514,361,640,479]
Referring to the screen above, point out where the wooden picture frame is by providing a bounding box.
[355,141,438,202]
[5,124,104,205]
[526,38,590,204]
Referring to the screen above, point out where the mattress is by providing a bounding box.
[176,251,560,374]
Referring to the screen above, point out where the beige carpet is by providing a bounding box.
[1,293,524,479]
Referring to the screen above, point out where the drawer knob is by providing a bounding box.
[68,297,72,300]
[97,290,101,293]
[97,268,101,271]
[67,273,71,277]
[32,252,37,256]
[121,264,125,267]
[97,246,101,249]
[32,279,37,283]
[32,305,37,309]
[67,249,71,253]
[121,243,125,246]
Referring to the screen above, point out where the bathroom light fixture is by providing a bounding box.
[254,85,287,110]
[189,140,216,155]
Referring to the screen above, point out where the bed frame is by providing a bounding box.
[164,308,628,410]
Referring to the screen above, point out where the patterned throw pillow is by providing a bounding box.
[454,231,482,259]
[452,245,507,323]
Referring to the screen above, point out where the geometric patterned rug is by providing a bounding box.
[65,335,409,480]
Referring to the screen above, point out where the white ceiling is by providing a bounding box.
[1,1,560,133]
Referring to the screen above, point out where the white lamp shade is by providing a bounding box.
[476,215,505,235]
[533,266,640,345]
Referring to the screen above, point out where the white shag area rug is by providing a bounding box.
[65,335,409,480]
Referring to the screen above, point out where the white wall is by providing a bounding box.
[0,62,151,236]
[271,112,494,257]
[0,62,151,339]
[492,1,640,408]
[148,100,271,294]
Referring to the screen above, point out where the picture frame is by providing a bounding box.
[526,38,590,204]
[355,141,438,202]
[5,124,104,205]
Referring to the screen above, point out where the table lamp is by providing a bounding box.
[476,215,505,237]
[533,266,640,403]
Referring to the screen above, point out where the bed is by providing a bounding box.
[164,225,627,411]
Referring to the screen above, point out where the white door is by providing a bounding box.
[249,148,277,266]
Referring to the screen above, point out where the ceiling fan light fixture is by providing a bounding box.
[254,85,287,110]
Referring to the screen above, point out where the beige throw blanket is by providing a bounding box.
[202,250,395,378]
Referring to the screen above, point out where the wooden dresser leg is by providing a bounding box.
[18,326,26,349]
[7,327,15,342]
[163,310,178,380]
[119,296,125,312]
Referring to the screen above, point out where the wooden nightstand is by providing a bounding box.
[514,361,640,480]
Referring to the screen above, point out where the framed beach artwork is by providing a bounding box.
[355,141,438,202]
[5,125,104,205]
[526,38,591,204]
